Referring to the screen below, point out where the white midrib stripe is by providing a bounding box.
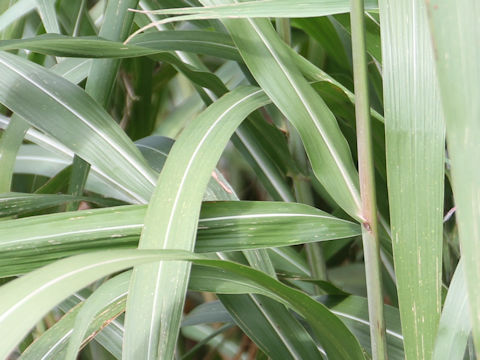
[40,329,73,360]
[163,88,264,246]
[244,16,362,214]
[200,212,341,222]
[234,128,294,201]
[2,224,143,247]
[89,164,147,204]
[1,212,351,247]
[60,59,91,78]
[332,310,404,341]
[144,88,263,357]
[0,56,157,187]
[135,143,169,157]
[17,155,68,164]
[270,247,310,275]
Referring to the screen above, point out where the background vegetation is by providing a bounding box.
[0,0,477,359]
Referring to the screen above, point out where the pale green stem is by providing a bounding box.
[350,0,388,359]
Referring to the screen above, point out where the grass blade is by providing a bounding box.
[65,272,131,360]
[0,192,121,217]
[0,34,161,57]
[36,0,60,34]
[0,115,29,192]
[0,56,88,196]
[123,86,269,360]
[433,260,470,360]
[1,115,150,203]
[21,289,126,360]
[136,0,379,17]
[426,0,480,354]
[0,0,36,33]
[215,177,322,359]
[379,0,444,358]
[85,0,139,107]
[0,201,359,277]
[0,249,366,360]
[200,0,362,220]
[0,51,157,203]
[0,201,359,251]
[12,143,144,203]
[126,0,379,40]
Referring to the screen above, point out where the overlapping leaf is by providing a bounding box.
[200,0,362,220]
[0,249,366,360]
[0,51,157,203]
[426,0,480,354]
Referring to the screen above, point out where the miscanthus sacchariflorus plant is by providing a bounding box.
[0,0,478,359]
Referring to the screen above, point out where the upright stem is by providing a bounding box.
[350,1,388,359]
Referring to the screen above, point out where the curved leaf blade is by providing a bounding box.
[0,51,157,203]
[200,0,362,220]
[123,86,268,360]
[65,272,131,360]
[0,249,365,360]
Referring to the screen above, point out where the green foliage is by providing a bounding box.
[0,0,477,359]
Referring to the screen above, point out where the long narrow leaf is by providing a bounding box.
[0,249,365,360]
[0,202,358,277]
[0,0,36,33]
[200,0,362,220]
[36,0,60,34]
[126,0,379,40]
[120,78,326,356]
[123,86,273,359]
[426,0,480,353]
[379,1,444,358]
[0,51,157,203]
[205,170,324,358]
[0,192,121,217]
[433,260,470,360]
[65,272,131,360]
[0,33,237,59]
[0,32,384,128]
[185,294,404,360]
[21,290,126,360]
[12,144,142,203]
